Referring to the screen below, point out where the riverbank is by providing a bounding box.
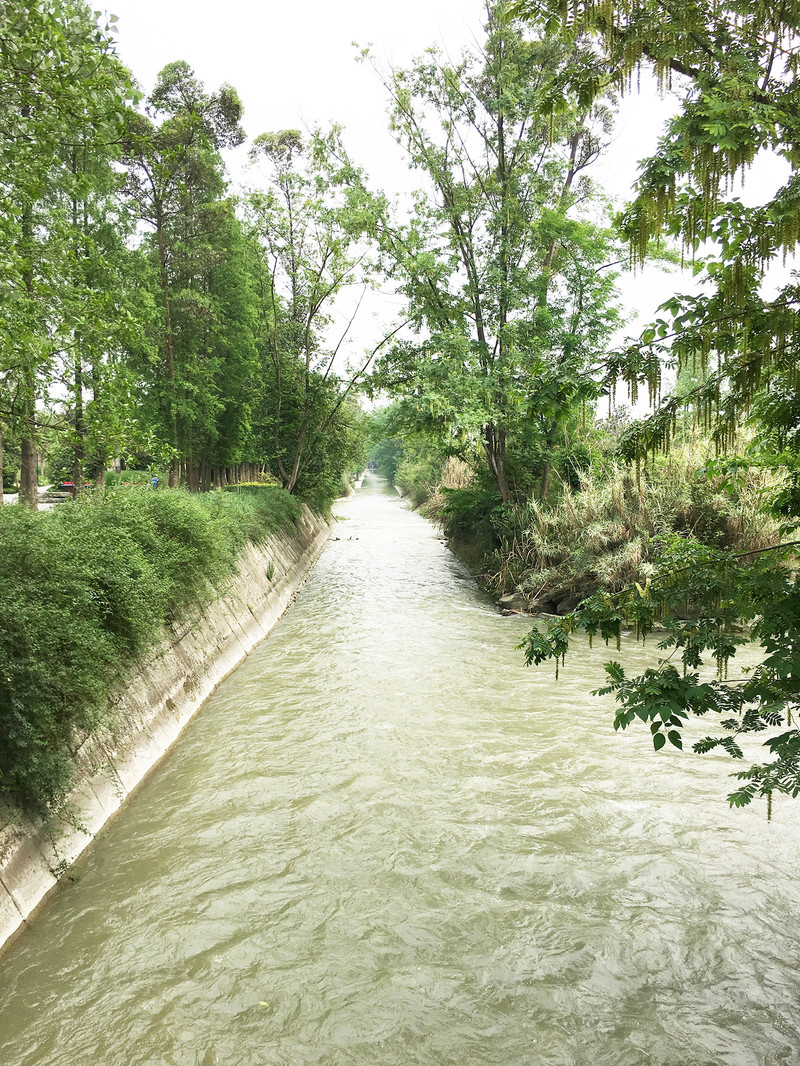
[0,504,334,953]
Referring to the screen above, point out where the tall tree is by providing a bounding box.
[124,61,245,486]
[246,127,388,494]
[368,3,623,503]
[47,133,150,496]
[517,0,800,808]
[0,0,135,506]
[181,199,260,489]
[512,0,800,464]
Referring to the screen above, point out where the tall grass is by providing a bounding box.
[486,444,780,609]
[419,457,476,517]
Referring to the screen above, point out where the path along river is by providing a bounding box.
[2,473,800,1066]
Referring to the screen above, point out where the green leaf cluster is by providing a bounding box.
[0,486,301,818]
[509,0,800,810]
[370,5,624,503]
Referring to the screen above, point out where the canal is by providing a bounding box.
[1,473,799,1065]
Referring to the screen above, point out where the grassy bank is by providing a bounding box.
[385,442,781,614]
[480,450,780,612]
[0,486,303,819]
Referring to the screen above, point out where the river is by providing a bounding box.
[1,473,800,1066]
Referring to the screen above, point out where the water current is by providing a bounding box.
[2,473,800,1066]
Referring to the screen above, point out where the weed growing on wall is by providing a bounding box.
[0,487,303,818]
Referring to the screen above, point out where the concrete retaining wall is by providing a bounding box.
[0,505,333,953]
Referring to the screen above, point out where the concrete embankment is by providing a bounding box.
[0,505,334,952]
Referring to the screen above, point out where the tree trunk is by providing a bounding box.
[19,199,38,510]
[90,355,107,491]
[19,433,38,509]
[0,421,4,506]
[18,358,38,509]
[71,349,85,499]
[155,203,179,488]
[186,454,200,492]
[70,164,86,499]
[482,422,512,504]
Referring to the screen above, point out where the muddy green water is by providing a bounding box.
[2,474,800,1066]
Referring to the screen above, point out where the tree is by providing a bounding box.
[511,0,800,461]
[246,127,389,494]
[44,128,154,497]
[124,61,246,487]
[516,0,800,809]
[367,3,623,504]
[192,204,261,488]
[0,0,136,506]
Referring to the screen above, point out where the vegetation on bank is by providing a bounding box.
[367,393,793,811]
[0,486,303,819]
[369,411,780,609]
[0,5,372,506]
[510,0,800,811]
[364,0,800,810]
[4,0,800,816]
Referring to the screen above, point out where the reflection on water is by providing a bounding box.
[2,473,800,1066]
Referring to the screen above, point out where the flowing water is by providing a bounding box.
[2,474,800,1066]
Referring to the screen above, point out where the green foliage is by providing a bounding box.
[245,128,383,498]
[520,531,800,808]
[395,453,449,509]
[508,0,800,809]
[124,62,250,486]
[212,484,303,547]
[370,5,624,502]
[364,404,478,510]
[2,431,20,491]
[0,0,139,507]
[369,435,404,484]
[43,435,102,488]
[104,470,152,488]
[495,441,779,603]
[292,395,368,510]
[365,407,406,483]
[437,485,508,553]
[515,0,800,482]
[0,487,301,818]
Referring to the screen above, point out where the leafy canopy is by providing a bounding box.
[369,4,624,503]
[515,0,800,810]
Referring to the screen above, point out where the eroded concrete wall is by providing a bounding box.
[0,505,333,951]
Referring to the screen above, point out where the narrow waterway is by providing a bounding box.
[2,473,800,1066]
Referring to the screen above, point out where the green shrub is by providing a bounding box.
[0,486,303,818]
[104,469,151,488]
[436,485,506,551]
[394,454,446,507]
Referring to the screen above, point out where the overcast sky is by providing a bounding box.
[107,0,487,192]
[102,0,702,368]
[106,0,684,197]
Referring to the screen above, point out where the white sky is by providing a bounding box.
[107,0,490,194]
[104,0,788,379]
